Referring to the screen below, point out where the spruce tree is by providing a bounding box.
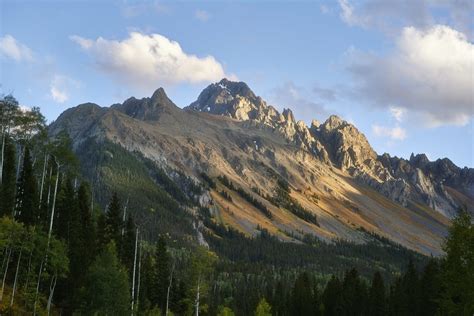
[121,215,135,273]
[105,192,122,247]
[323,275,343,316]
[291,272,314,315]
[368,272,386,316]
[152,235,170,312]
[16,146,38,225]
[0,136,16,216]
[419,259,441,316]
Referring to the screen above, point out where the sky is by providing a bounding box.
[1,0,473,168]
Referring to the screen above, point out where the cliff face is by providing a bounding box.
[49,79,473,255]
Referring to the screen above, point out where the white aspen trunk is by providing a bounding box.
[136,240,142,314]
[10,249,22,307]
[33,257,45,316]
[46,165,53,209]
[16,144,22,182]
[48,163,60,244]
[0,127,6,184]
[39,153,48,208]
[166,261,175,316]
[0,247,12,303]
[121,196,129,236]
[46,273,57,315]
[131,227,139,315]
[195,275,201,316]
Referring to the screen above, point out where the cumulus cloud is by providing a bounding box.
[50,75,79,103]
[348,25,474,127]
[195,9,210,22]
[372,124,407,140]
[389,106,406,122]
[71,32,229,90]
[0,35,34,62]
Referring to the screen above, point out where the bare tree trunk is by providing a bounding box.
[46,273,57,315]
[10,249,22,307]
[136,240,142,314]
[195,275,201,316]
[39,153,48,208]
[166,261,175,316]
[121,196,129,237]
[48,163,60,243]
[46,165,53,209]
[0,247,12,303]
[131,227,139,315]
[23,250,33,292]
[0,127,5,184]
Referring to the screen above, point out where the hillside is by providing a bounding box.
[49,79,473,256]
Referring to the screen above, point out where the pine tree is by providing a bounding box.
[77,182,95,269]
[439,210,474,315]
[105,192,122,247]
[368,272,386,316]
[322,275,343,316]
[120,215,136,273]
[401,259,420,315]
[16,146,38,225]
[0,136,16,216]
[80,242,130,314]
[54,177,76,242]
[291,272,314,315]
[151,235,170,312]
[341,268,368,316]
[419,259,441,316]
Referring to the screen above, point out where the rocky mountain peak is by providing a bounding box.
[321,115,345,131]
[114,87,178,121]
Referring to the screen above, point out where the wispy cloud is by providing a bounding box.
[0,35,34,62]
[120,0,169,18]
[49,75,79,104]
[372,124,407,141]
[195,9,210,22]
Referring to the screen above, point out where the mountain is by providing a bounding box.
[49,78,473,256]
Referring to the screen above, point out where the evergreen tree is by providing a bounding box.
[254,297,272,316]
[16,146,38,225]
[401,259,420,315]
[121,214,136,273]
[76,182,95,269]
[80,242,130,314]
[54,177,76,242]
[291,272,314,315]
[0,136,16,216]
[419,259,441,316]
[368,272,386,316]
[151,236,170,313]
[105,192,122,247]
[341,268,368,316]
[322,275,343,316]
[439,210,474,315]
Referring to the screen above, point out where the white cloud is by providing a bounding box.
[372,124,407,140]
[348,25,474,127]
[71,32,229,90]
[0,35,34,62]
[49,75,79,104]
[389,106,406,122]
[337,0,473,37]
[195,9,210,22]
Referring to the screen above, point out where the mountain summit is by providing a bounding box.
[49,79,473,256]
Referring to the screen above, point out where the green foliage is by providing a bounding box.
[439,209,474,315]
[217,305,235,316]
[0,136,16,216]
[201,172,217,189]
[368,272,386,316]
[16,146,39,225]
[254,297,272,316]
[80,242,130,314]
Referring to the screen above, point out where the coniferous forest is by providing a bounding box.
[1,95,473,315]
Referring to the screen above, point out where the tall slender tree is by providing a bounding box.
[368,272,386,316]
[16,146,39,225]
[0,136,16,216]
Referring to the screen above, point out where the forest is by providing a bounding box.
[0,95,473,315]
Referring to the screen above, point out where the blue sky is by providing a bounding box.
[1,0,473,167]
